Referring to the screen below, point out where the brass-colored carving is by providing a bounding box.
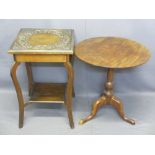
[9,28,74,54]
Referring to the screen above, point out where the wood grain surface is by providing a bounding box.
[75,37,151,68]
[29,83,65,103]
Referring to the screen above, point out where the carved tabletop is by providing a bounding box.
[75,37,150,68]
[9,28,74,54]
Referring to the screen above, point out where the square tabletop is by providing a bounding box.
[8,28,74,55]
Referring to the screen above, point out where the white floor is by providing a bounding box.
[0,90,155,135]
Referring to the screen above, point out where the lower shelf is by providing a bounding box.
[29,83,66,104]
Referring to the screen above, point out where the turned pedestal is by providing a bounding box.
[79,68,135,125]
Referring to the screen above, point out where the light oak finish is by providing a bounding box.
[9,28,74,129]
[75,37,151,125]
[15,54,67,62]
[28,33,60,46]
[64,61,74,128]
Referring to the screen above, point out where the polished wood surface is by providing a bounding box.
[75,37,150,68]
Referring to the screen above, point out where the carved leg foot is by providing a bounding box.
[79,96,107,125]
[111,96,135,125]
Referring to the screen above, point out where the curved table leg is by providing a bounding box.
[70,55,75,97]
[25,63,33,96]
[79,96,107,125]
[79,68,135,125]
[72,86,75,97]
[11,62,25,128]
[111,96,135,125]
[64,61,74,128]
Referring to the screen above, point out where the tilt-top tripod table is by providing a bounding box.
[75,37,150,125]
[9,28,74,128]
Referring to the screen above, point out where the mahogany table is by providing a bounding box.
[75,37,150,125]
[8,28,74,128]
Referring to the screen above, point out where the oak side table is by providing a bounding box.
[8,28,74,128]
[75,37,150,125]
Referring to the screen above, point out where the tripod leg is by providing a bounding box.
[111,96,135,125]
[79,96,107,125]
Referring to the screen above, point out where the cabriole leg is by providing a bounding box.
[79,96,107,125]
[11,62,25,128]
[64,61,74,128]
[111,96,135,125]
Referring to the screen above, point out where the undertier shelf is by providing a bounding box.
[29,83,66,104]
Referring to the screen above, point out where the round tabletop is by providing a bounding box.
[75,37,151,68]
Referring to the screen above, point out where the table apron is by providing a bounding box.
[14,54,69,62]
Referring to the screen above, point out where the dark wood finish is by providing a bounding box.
[76,37,150,125]
[79,69,135,125]
[70,55,75,97]
[10,55,74,129]
[25,63,33,96]
[29,83,65,103]
[75,37,150,68]
[9,28,74,129]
